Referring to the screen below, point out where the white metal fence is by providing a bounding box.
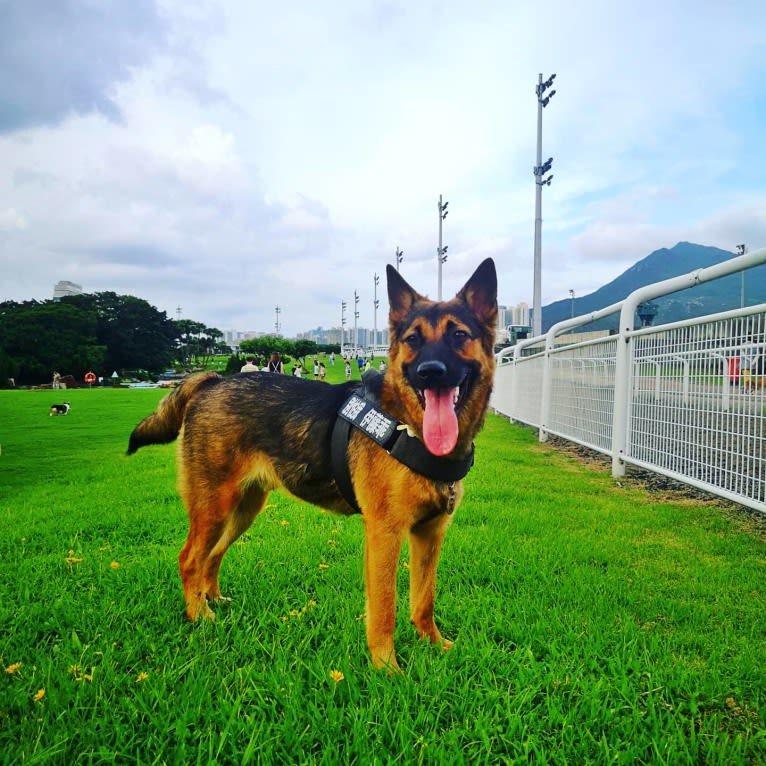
[491,246,766,514]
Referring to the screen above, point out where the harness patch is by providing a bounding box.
[338,394,398,448]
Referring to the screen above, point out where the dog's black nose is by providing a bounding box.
[416,360,448,384]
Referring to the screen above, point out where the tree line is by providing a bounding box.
[0,293,338,386]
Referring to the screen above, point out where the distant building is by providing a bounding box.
[497,303,531,340]
[297,325,388,349]
[511,302,530,326]
[53,280,83,299]
[223,330,267,351]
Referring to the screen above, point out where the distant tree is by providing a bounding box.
[0,291,231,385]
[0,299,104,385]
[240,335,292,359]
[64,292,177,374]
[293,339,318,364]
[175,319,207,366]
[0,345,14,387]
[195,326,225,367]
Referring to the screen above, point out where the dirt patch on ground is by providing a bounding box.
[544,434,766,541]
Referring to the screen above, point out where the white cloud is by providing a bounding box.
[1,0,765,335]
[0,207,27,231]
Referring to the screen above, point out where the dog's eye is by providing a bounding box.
[452,328,470,342]
[404,332,420,348]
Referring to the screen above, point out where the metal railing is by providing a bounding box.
[491,246,766,513]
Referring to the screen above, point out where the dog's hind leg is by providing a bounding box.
[201,483,268,602]
[179,481,267,621]
[408,513,453,651]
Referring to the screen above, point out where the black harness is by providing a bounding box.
[331,371,474,514]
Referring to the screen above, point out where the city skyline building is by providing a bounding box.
[52,280,83,299]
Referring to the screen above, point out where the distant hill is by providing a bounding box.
[542,242,766,332]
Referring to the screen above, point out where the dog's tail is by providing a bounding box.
[127,371,221,455]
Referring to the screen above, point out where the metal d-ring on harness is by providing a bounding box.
[331,370,474,515]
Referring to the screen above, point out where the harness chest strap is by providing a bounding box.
[330,389,474,514]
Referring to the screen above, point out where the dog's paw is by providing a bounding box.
[372,655,402,675]
[186,599,217,622]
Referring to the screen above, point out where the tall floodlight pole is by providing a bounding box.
[354,290,360,352]
[532,72,556,336]
[395,246,404,272]
[373,273,380,358]
[274,305,281,335]
[569,289,575,318]
[736,244,747,307]
[341,301,347,356]
[437,195,449,299]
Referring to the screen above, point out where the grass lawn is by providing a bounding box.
[1,367,764,764]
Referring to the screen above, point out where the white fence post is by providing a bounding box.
[611,304,634,477]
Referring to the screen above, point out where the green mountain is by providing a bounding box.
[542,242,766,332]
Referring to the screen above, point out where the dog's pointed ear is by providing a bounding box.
[456,258,497,326]
[387,264,423,323]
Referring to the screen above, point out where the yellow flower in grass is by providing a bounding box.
[329,669,344,683]
[69,664,93,682]
[5,662,22,674]
[136,672,149,683]
[280,519,289,527]
[318,563,330,570]
[65,550,83,564]
[110,561,120,569]
[33,688,45,702]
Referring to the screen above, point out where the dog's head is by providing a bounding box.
[385,258,497,457]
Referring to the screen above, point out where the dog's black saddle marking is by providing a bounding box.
[331,370,474,514]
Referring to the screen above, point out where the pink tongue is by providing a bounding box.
[422,388,459,456]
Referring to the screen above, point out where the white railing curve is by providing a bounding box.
[491,246,766,514]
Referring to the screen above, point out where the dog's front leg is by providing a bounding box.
[408,513,453,651]
[363,520,404,672]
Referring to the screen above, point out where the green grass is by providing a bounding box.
[1,375,765,764]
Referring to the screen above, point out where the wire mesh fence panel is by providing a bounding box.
[512,353,545,428]
[546,337,618,453]
[491,359,515,419]
[628,312,766,509]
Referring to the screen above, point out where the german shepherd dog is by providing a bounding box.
[128,259,497,670]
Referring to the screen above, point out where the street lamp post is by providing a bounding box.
[437,195,449,299]
[532,72,556,336]
[341,301,347,356]
[274,305,281,335]
[354,290,360,354]
[569,289,575,318]
[373,273,380,359]
[395,246,404,272]
[736,244,747,307]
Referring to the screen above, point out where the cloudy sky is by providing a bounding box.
[1,0,765,337]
